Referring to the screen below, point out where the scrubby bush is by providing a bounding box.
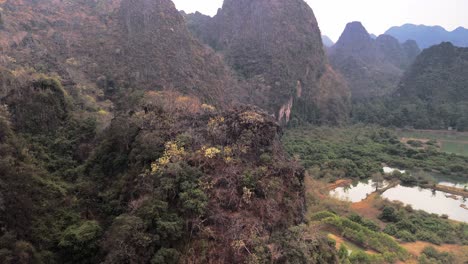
[419,246,455,264]
[379,206,401,222]
[58,221,103,262]
[407,140,423,148]
[312,212,408,260]
[380,204,467,245]
[395,230,416,242]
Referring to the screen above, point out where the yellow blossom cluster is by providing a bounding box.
[223,146,233,163]
[151,141,186,173]
[201,104,216,112]
[231,240,246,251]
[202,146,221,159]
[208,116,225,128]
[242,187,253,204]
[239,111,264,124]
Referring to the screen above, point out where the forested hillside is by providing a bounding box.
[0,0,341,262]
[353,42,468,130]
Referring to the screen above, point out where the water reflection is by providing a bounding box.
[329,179,468,222]
[382,185,468,223]
[329,180,385,203]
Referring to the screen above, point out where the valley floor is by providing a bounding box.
[285,125,468,264]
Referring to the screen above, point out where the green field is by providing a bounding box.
[397,130,468,157]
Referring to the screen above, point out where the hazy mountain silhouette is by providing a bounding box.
[386,24,468,49]
[329,22,420,98]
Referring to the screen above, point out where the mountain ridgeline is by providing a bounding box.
[386,24,468,49]
[185,0,350,125]
[329,22,421,99]
[0,0,343,263]
[1,0,468,262]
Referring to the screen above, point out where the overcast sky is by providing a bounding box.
[172,0,468,42]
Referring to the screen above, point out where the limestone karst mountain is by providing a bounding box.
[395,42,468,103]
[353,42,468,130]
[185,0,350,125]
[329,21,420,99]
[0,0,243,107]
[0,0,340,263]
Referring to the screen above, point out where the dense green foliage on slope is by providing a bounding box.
[353,42,468,131]
[0,75,338,263]
[312,211,408,261]
[380,205,468,245]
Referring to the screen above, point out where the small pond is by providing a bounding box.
[381,185,468,222]
[329,180,387,203]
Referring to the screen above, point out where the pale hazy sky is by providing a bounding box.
[172,0,468,42]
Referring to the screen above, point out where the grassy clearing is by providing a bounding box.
[441,141,468,156]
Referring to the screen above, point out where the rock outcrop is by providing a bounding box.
[0,0,243,107]
[186,0,350,124]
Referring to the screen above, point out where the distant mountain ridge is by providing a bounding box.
[329,21,420,99]
[386,24,468,49]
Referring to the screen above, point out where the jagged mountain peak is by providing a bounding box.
[329,22,420,98]
[332,21,375,59]
[336,21,372,44]
[186,0,350,124]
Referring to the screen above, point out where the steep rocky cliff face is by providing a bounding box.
[186,0,350,124]
[0,0,242,106]
[329,22,420,99]
[0,1,334,263]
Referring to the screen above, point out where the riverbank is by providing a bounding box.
[426,184,468,198]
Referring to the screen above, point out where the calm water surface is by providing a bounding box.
[329,180,386,203]
[382,185,468,222]
[330,179,468,222]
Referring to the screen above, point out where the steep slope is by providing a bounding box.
[0,0,337,263]
[395,42,468,102]
[0,0,242,107]
[329,22,420,99]
[82,92,337,263]
[386,24,468,49]
[353,42,468,130]
[185,0,350,125]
